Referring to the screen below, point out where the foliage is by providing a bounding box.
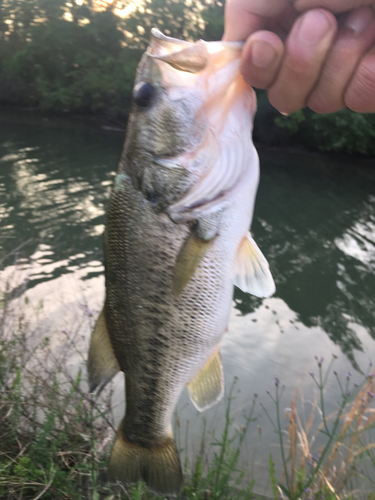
[1,0,374,156]
[0,338,113,499]
[122,0,212,49]
[0,0,143,120]
[276,108,375,156]
[200,0,225,41]
[0,0,221,121]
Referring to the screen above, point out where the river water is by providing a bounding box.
[1,110,375,495]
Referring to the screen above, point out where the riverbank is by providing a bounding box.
[1,289,375,500]
[0,104,126,135]
[2,103,375,161]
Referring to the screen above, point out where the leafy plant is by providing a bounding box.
[276,108,375,156]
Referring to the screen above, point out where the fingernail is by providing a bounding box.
[296,10,331,45]
[251,40,277,68]
[345,7,373,35]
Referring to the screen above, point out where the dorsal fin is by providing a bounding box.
[149,28,192,57]
[152,41,208,73]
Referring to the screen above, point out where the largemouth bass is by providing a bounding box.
[88,28,275,496]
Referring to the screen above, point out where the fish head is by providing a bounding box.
[127,30,208,162]
[123,29,258,214]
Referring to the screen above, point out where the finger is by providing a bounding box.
[293,0,375,13]
[345,44,375,112]
[272,3,299,34]
[223,0,290,41]
[241,31,284,89]
[268,9,338,114]
[308,6,375,113]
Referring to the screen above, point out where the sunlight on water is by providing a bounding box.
[336,219,375,267]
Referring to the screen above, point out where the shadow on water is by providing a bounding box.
[1,112,375,370]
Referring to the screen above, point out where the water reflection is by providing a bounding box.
[247,147,375,368]
[0,112,121,285]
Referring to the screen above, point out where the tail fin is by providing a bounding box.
[108,421,183,496]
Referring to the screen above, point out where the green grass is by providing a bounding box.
[1,293,375,499]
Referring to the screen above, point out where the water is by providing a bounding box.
[1,111,375,494]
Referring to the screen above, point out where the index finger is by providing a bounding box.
[223,0,291,41]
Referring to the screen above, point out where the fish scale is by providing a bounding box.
[105,171,231,452]
[87,28,275,496]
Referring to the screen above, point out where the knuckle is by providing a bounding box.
[284,55,311,76]
[268,91,301,115]
[241,66,272,90]
[307,93,344,114]
[345,57,375,112]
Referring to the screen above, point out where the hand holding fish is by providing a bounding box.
[224,0,375,114]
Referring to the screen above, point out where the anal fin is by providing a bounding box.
[234,232,275,298]
[187,346,224,412]
[88,307,120,394]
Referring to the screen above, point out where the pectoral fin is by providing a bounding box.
[88,308,120,394]
[234,232,275,298]
[173,227,214,296]
[187,346,224,412]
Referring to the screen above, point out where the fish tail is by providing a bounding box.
[108,421,183,496]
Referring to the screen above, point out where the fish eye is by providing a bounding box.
[133,82,156,110]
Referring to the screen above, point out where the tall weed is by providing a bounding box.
[264,356,375,499]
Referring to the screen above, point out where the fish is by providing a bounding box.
[87,28,275,496]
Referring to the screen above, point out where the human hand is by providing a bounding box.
[223,0,375,114]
